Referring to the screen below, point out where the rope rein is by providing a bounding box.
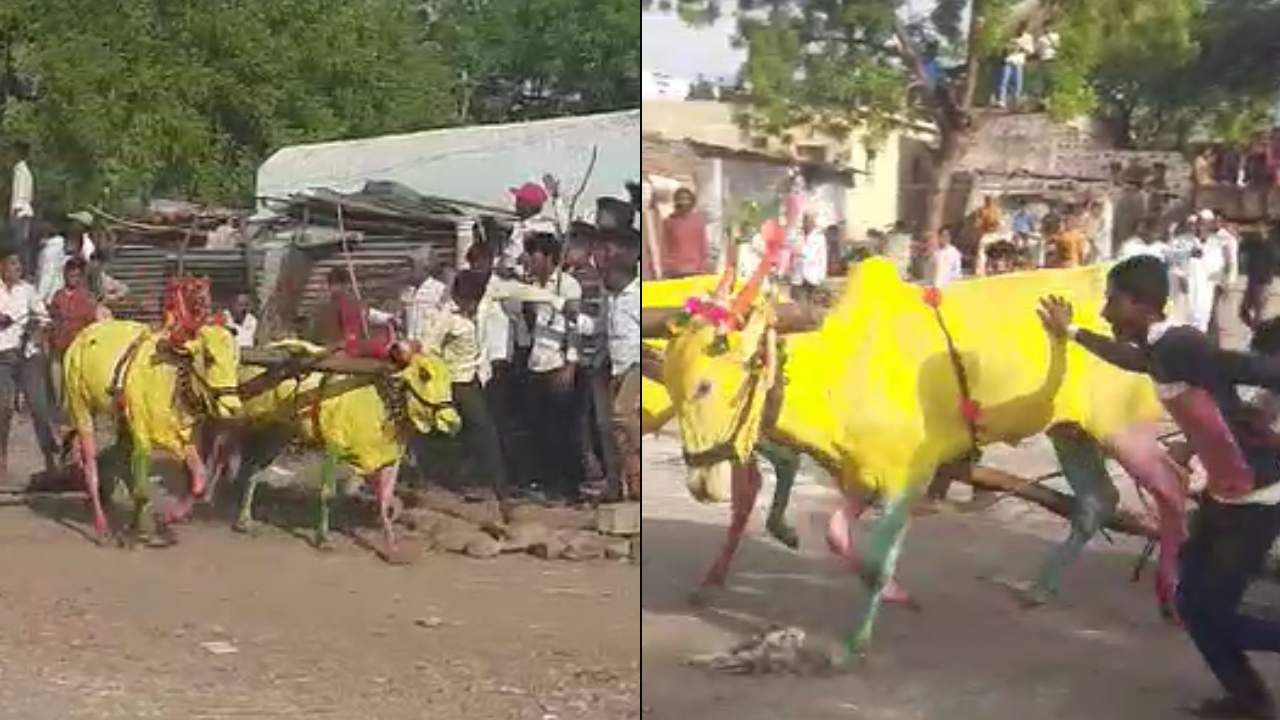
[924,289,983,461]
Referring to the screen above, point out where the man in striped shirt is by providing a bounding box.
[565,225,619,501]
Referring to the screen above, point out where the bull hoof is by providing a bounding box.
[766,518,800,551]
[313,535,337,553]
[379,545,413,566]
[689,584,722,607]
[990,576,1049,609]
[231,519,263,537]
[147,529,178,549]
[827,644,869,675]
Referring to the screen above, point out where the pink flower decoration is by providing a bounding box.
[922,287,942,308]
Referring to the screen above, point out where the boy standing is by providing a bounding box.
[1039,255,1280,719]
[524,233,585,502]
[48,258,97,404]
[420,270,511,504]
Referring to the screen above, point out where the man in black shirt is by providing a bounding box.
[1039,255,1280,719]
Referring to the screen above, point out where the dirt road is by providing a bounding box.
[0,421,639,720]
[640,429,1280,720]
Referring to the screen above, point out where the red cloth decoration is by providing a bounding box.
[162,277,213,344]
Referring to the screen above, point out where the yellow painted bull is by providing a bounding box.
[221,340,460,563]
[657,255,1187,661]
[643,273,809,548]
[63,320,243,544]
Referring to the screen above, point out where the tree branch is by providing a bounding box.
[959,0,986,113]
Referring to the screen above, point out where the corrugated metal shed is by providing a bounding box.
[283,232,458,332]
[256,110,640,221]
[103,246,251,324]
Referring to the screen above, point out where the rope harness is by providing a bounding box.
[108,332,151,415]
[923,287,984,462]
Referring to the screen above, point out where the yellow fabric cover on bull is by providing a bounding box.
[663,258,1164,503]
[241,340,461,475]
[63,320,242,456]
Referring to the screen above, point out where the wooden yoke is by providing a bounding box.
[641,301,825,339]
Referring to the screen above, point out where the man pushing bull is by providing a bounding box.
[1040,255,1280,720]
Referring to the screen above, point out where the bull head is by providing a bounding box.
[184,323,244,420]
[659,221,788,503]
[398,350,462,437]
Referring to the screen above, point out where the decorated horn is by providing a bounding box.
[712,255,737,302]
[729,218,785,320]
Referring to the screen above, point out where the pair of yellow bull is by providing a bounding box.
[650,258,1185,661]
[62,321,458,559]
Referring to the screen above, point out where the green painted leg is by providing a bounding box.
[842,495,913,661]
[1028,433,1117,605]
[757,440,799,550]
[233,472,262,535]
[128,444,157,542]
[315,451,338,551]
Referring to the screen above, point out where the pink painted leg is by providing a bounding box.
[77,428,108,541]
[700,462,761,589]
[826,496,918,609]
[1107,423,1187,623]
[161,447,208,525]
[373,463,406,564]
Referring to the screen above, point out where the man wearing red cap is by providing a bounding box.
[504,177,564,272]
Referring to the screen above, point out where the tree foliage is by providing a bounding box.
[0,0,639,212]
[425,0,639,124]
[657,0,1205,233]
[1091,0,1280,148]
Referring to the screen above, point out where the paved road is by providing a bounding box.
[640,285,1280,720]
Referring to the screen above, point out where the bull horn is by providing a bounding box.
[712,255,737,301]
[729,218,786,319]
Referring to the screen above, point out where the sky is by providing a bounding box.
[642,0,940,82]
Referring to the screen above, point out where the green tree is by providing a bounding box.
[1,0,454,210]
[659,0,1199,237]
[1092,0,1280,149]
[424,0,640,124]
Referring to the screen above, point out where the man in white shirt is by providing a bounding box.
[524,233,585,501]
[66,211,97,262]
[604,242,641,501]
[34,221,66,303]
[222,293,258,348]
[1184,215,1226,333]
[790,212,829,302]
[1201,210,1240,344]
[10,141,35,279]
[422,242,564,497]
[402,249,449,345]
[0,248,58,476]
[996,32,1035,108]
[929,229,964,288]
[1118,220,1169,262]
